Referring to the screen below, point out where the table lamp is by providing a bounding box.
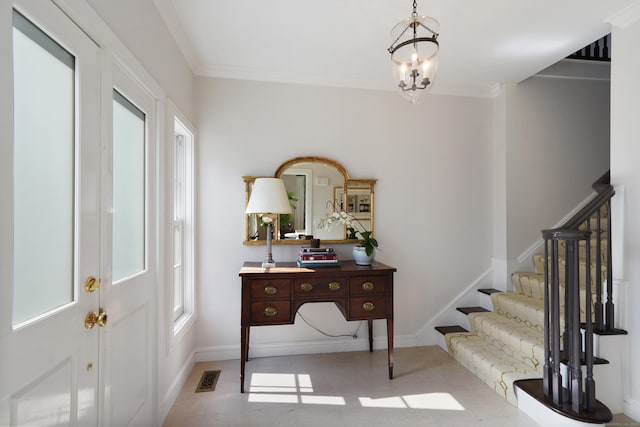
[245,178,293,268]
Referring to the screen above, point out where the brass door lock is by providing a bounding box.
[85,276,100,293]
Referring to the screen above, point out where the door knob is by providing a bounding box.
[84,309,108,329]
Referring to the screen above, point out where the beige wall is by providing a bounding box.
[505,76,611,259]
[194,77,494,355]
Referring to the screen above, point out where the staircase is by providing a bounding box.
[436,172,627,425]
[439,271,548,405]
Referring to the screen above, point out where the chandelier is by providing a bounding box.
[388,0,440,103]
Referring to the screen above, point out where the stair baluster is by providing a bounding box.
[585,233,595,409]
[606,201,614,331]
[595,208,604,330]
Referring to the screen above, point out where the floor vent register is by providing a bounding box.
[195,370,221,393]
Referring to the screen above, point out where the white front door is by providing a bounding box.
[100,63,157,427]
[0,0,102,425]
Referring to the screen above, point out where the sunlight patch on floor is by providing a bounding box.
[359,393,464,410]
[248,373,466,411]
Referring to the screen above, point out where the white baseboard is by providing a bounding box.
[623,397,640,422]
[159,351,196,423]
[194,334,418,362]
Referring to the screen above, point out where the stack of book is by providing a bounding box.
[297,247,340,267]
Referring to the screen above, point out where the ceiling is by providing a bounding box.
[153,0,639,97]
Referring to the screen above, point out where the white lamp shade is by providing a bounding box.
[245,178,293,215]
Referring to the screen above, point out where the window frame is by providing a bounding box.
[167,102,196,343]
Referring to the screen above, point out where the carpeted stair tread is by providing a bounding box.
[467,311,544,369]
[443,216,612,408]
[533,255,608,285]
[445,332,541,405]
[491,292,548,332]
[435,325,468,335]
[456,306,490,315]
[511,273,545,300]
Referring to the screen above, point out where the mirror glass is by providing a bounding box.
[244,157,376,245]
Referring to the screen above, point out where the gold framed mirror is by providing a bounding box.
[243,156,376,245]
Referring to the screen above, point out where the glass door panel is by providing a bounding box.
[112,90,146,282]
[12,10,75,325]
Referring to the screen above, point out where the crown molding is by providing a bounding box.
[195,63,497,98]
[606,1,640,29]
[195,63,392,92]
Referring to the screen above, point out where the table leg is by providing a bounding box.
[368,319,373,352]
[387,317,394,379]
[245,327,250,361]
[241,326,248,393]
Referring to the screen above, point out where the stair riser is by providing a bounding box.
[592,334,626,413]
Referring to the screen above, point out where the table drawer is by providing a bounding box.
[249,279,292,299]
[349,276,387,296]
[293,277,348,297]
[250,300,291,324]
[349,295,387,319]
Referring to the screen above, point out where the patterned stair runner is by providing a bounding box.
[441,249,608,405]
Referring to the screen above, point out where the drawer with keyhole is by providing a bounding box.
[349,295,387,319]
[349,276,387,296]
[249,279,291,299]
[249,300,291,324]
[293,277,348,297]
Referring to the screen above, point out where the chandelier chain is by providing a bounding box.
[412,0,417,16]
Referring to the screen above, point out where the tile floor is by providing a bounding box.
[163,346,639,427]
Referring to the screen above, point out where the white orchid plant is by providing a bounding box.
[316,202,379,256]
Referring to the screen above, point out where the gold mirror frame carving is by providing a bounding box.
[243,156,376,245]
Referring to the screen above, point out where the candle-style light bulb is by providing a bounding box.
[422,59,430,77]
[400,63,407,82]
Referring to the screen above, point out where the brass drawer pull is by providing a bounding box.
[362,302,375,311]
[328,281,341,291]
[264,285,278,295]
[300,283,313,292]
[362,282,375,291]
[264,306,278,317]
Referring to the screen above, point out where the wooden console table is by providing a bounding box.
[239,261,396,393]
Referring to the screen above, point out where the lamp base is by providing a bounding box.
[262,221,276,268]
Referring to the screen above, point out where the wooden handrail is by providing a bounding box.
[562,171,614,229]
